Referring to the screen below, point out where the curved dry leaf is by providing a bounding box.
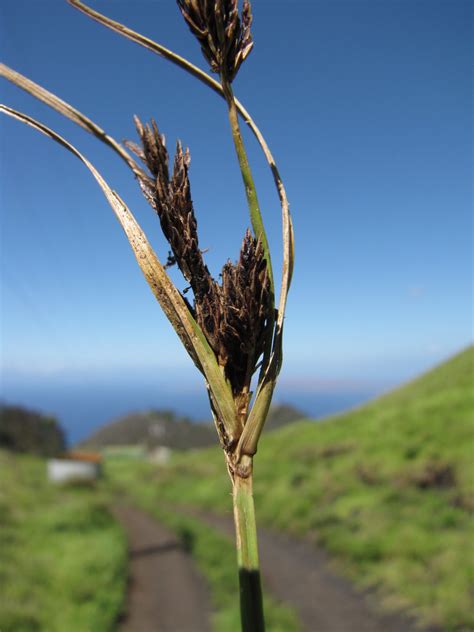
[0,104,239,443]
[0,63,139,175]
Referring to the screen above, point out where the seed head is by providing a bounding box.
[177,0,253,82]
[221,230,271,392]
[128,118,272,403]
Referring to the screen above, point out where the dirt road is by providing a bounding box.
[114,504,435,632]
[113,505,211,632]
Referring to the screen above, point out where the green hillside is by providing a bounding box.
[112,347,473,630]
[0,405,65,456]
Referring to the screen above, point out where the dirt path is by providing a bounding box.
[112,505,211,632]
[190,509,435,632]
[114,503,435,632]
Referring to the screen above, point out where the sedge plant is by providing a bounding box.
[1,1,294,630]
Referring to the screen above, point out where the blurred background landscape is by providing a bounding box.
[0,0,472,630]
[1,347,473,630]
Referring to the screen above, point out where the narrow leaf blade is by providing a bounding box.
[0,63,139,174]
[0,104,238,441]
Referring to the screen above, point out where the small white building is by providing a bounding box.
[148,445,172,465]
[47,452,102,484]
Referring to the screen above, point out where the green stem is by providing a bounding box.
[221,77,274,296]
[221,76,276,382]
[233,458,265,632]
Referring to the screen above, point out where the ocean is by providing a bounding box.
[1,374,382,445]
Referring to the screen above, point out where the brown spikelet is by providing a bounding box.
[177,0,253,82]
[125,116,212,299]
[196,229,271,395]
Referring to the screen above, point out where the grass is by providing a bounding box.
[108,347,473,631]
[107,457,301,632]
[0,450,127,632]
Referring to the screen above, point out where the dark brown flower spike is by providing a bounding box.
[177,0,253,82]
[127,118,272,415]
[125,117,212,299]
[197,230,271,396]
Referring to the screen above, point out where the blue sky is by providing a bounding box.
[0,1,472,439]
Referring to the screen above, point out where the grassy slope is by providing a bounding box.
[123,347,473,631]
[0,451,127,632]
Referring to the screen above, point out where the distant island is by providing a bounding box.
[78,404,307,452]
